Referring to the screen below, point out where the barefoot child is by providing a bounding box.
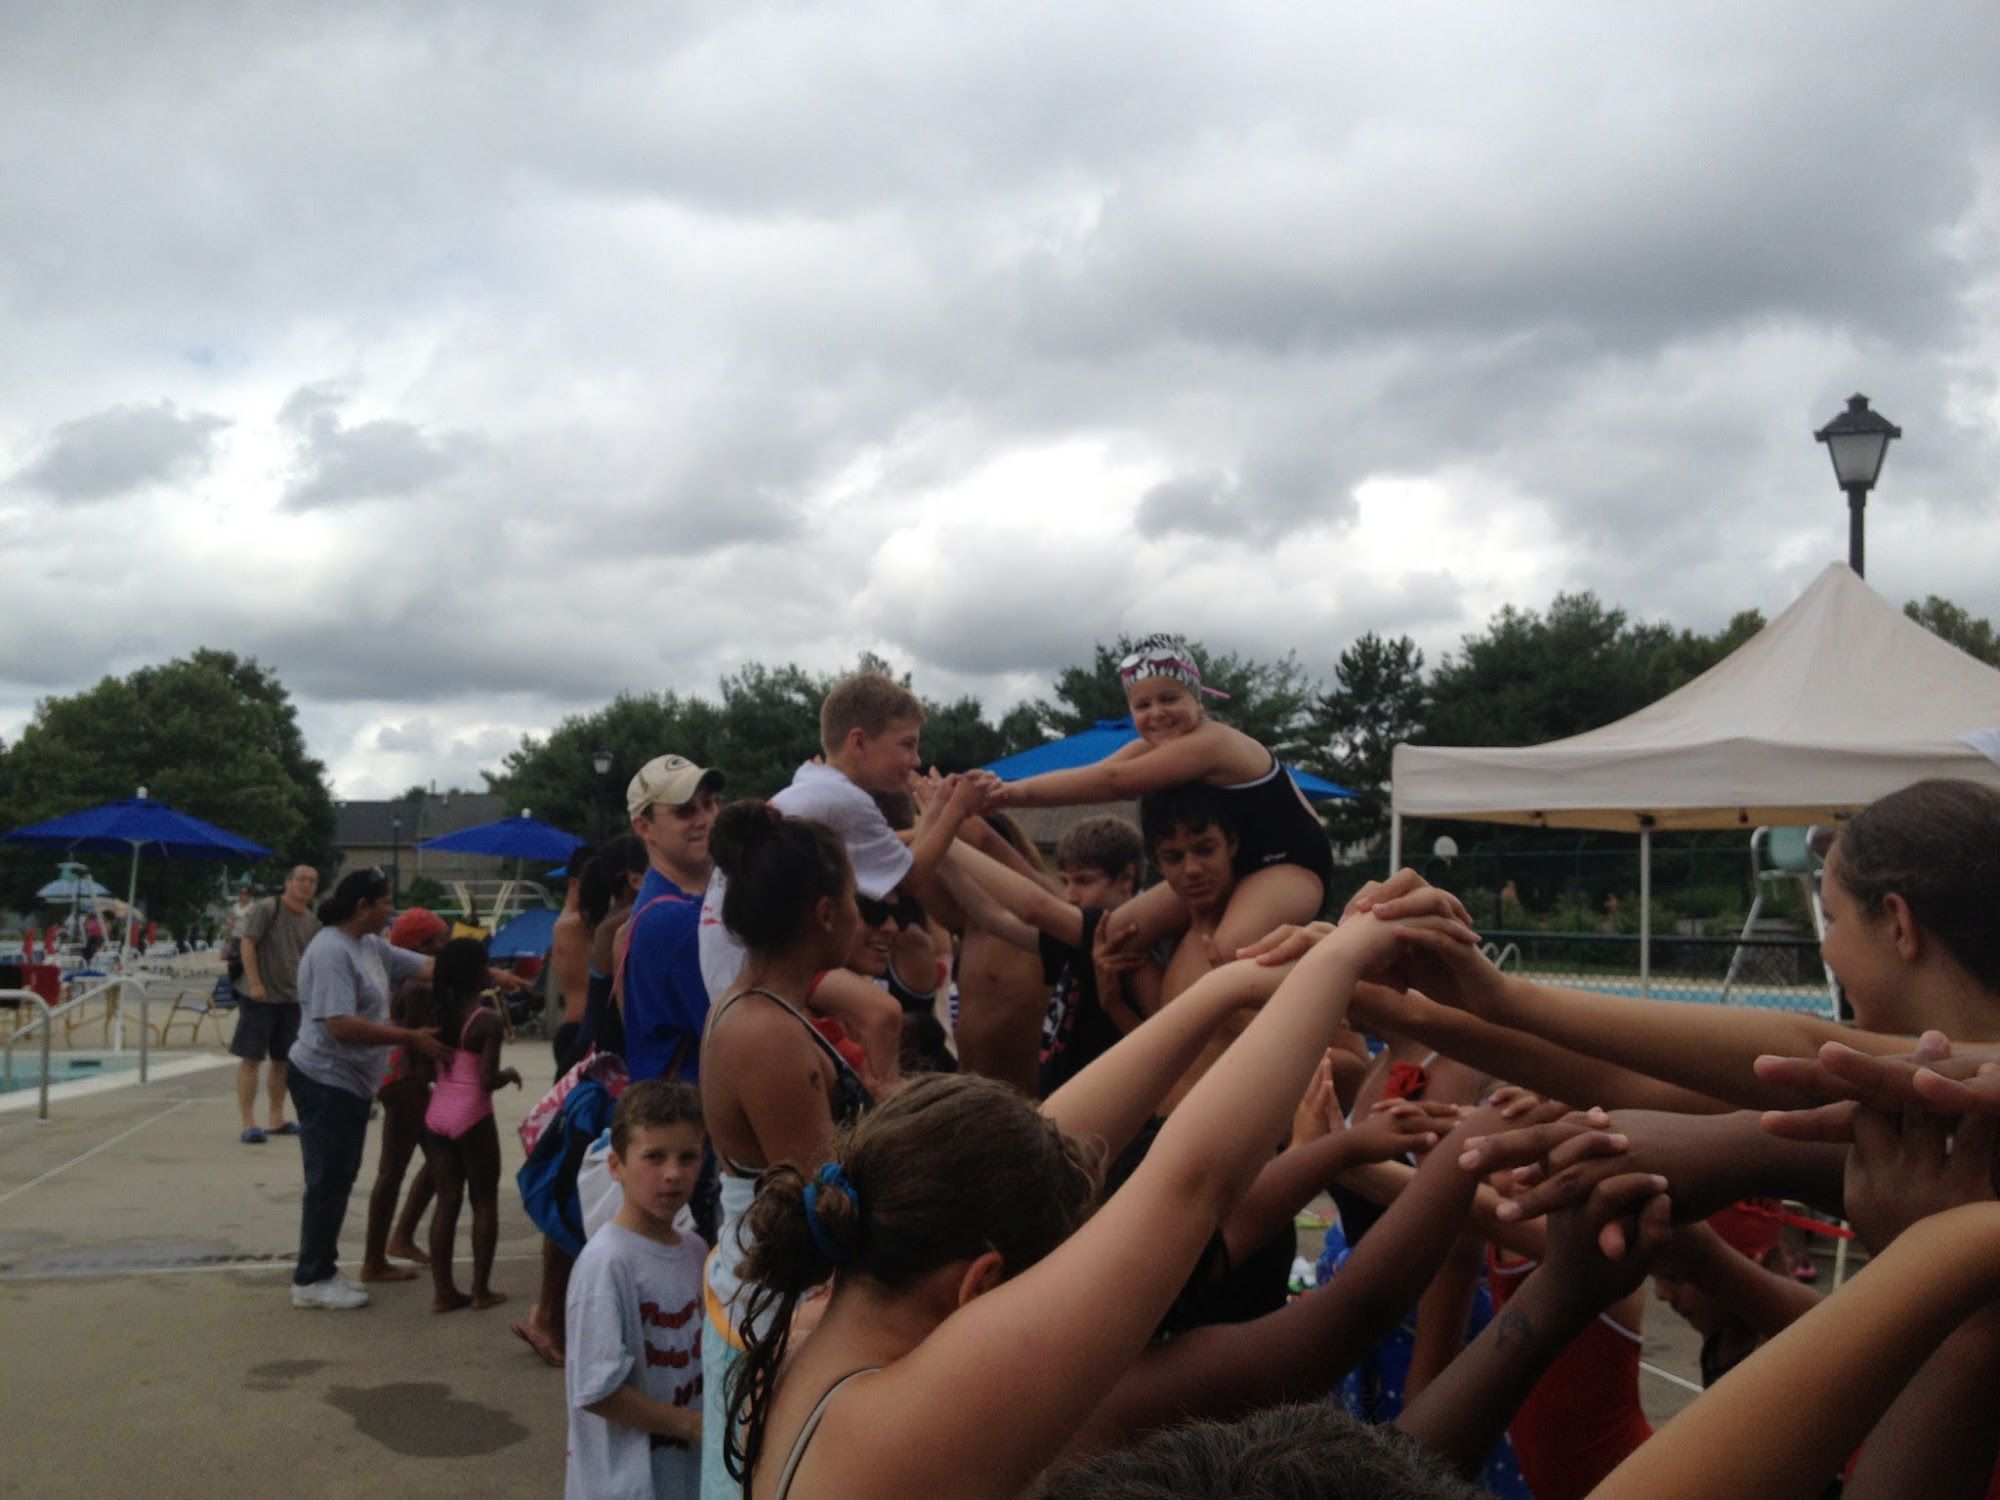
[994,634,1331,962]
[420,936,521,1312]
[565,1079,706,1500]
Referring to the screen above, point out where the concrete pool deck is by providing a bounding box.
[0,1018,1728,1498]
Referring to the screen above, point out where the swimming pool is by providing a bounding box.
[0,1049,232,1108]
[0,1052,144,1094]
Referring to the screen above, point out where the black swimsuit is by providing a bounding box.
[1216,756,1334,887]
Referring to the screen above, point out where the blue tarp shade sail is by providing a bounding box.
[413,815,585,862]
[489,906,560,960]
[4,796,271,861]
[984,719,1357,803]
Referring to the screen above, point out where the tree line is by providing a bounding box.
[2,593,1994,930]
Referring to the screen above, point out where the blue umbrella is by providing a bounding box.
[36,874,115,901]
[984,718,1357,803]
[414,812,585,862]
[5,791,271,961]
[489,905,560,961]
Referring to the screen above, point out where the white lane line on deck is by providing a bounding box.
[0,1098,196,1208]
[0,1250,544,1281]
[1639,1360,1704,1395]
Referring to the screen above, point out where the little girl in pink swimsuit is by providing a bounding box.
[419,938,522,1312]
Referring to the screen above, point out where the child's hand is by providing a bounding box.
[407,1026,451,1063]
[1290,1052,1338,1149]
[1236,921,1333,967]
[1341,868,1475,928]
[1348,1098,1462,1163]
[1844,1085,1999,1253]
[1540,1171,1674,1311]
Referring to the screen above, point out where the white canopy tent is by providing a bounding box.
[1391,563,2000,991]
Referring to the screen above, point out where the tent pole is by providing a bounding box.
[1388,814,1402,877]
[1639,829,1652,999]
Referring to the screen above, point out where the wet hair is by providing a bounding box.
[317,867,390,926]
[611,1079,704,1156]
[709,800,852,953]
[1057,816,1146,884]
[820,673,925,755]
[431,936,490,1047]
[1034,1403,1484,1500]
[1139,783,1238,855]
[726,1073,1102,1482]
[1835,779,2000,991]
[579,832,648,928]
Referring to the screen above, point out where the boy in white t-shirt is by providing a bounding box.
[698,672,995,996]
[564,1080,707,1500]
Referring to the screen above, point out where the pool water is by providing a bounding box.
[0,1052,145,1094]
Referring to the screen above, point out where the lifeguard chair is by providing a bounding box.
[1721,826,1840,1016]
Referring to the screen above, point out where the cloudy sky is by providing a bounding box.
[5,2,1999,799]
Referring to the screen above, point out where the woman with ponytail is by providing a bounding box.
[721,884,1480,1498]
[696,800,875,1496]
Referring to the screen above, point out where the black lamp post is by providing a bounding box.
[1814,393,1901,578]
[389,814,402,898]
[592,749,613,840]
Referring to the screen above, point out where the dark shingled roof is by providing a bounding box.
[334,793,507,848]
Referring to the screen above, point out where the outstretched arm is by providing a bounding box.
[995,729,1220,808]
[1075,1104,1508,1450]
[1394,925,1920,1110]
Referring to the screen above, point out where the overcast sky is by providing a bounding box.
[5,2,1998,800]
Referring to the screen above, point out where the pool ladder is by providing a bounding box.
[1,977,154,1123]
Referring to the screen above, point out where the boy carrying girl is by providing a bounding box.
[564,1081,707,1500]
[697,672,993,998]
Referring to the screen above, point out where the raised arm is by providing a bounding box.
[865,906,1477,1496]
[1075,1103,1509,1449]
[1595,1199,2000,1500]
[1039,958,1288,1157]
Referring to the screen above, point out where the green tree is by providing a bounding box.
[0,650,335,929]
[1304,633,1427,849]
[486,690,729,836]
[1905,596,2000,666]
[1423,593,1678,749]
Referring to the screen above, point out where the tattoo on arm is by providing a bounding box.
[1493,1306,1534,1351]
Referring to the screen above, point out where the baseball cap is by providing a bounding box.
[388,907,450,952]
[626,755,725,818]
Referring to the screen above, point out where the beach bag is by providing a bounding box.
[518,1049,628,1158]
[517,1078,620,1258]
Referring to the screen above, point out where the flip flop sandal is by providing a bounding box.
[512,1319,565,1369]
[271,1122,301,1136]
[241,1127,267,1144]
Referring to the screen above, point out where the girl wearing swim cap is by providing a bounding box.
[994,634,1333,994]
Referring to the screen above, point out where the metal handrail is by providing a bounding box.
[3,976,152,1100]
[1,989,56,1120]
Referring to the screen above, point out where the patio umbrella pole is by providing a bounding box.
[120,841,141,968]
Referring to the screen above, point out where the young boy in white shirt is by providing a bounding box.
[698,672,993,996]
[564,1081,707,1500]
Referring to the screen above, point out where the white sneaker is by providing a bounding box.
[292,1277,370,1310]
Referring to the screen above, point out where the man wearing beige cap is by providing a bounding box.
[619,754,724,1094]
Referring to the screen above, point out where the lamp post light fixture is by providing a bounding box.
[592,748,614,840]
[1814,393,1901,578]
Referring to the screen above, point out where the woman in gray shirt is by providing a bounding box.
[287,868,451,1310]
